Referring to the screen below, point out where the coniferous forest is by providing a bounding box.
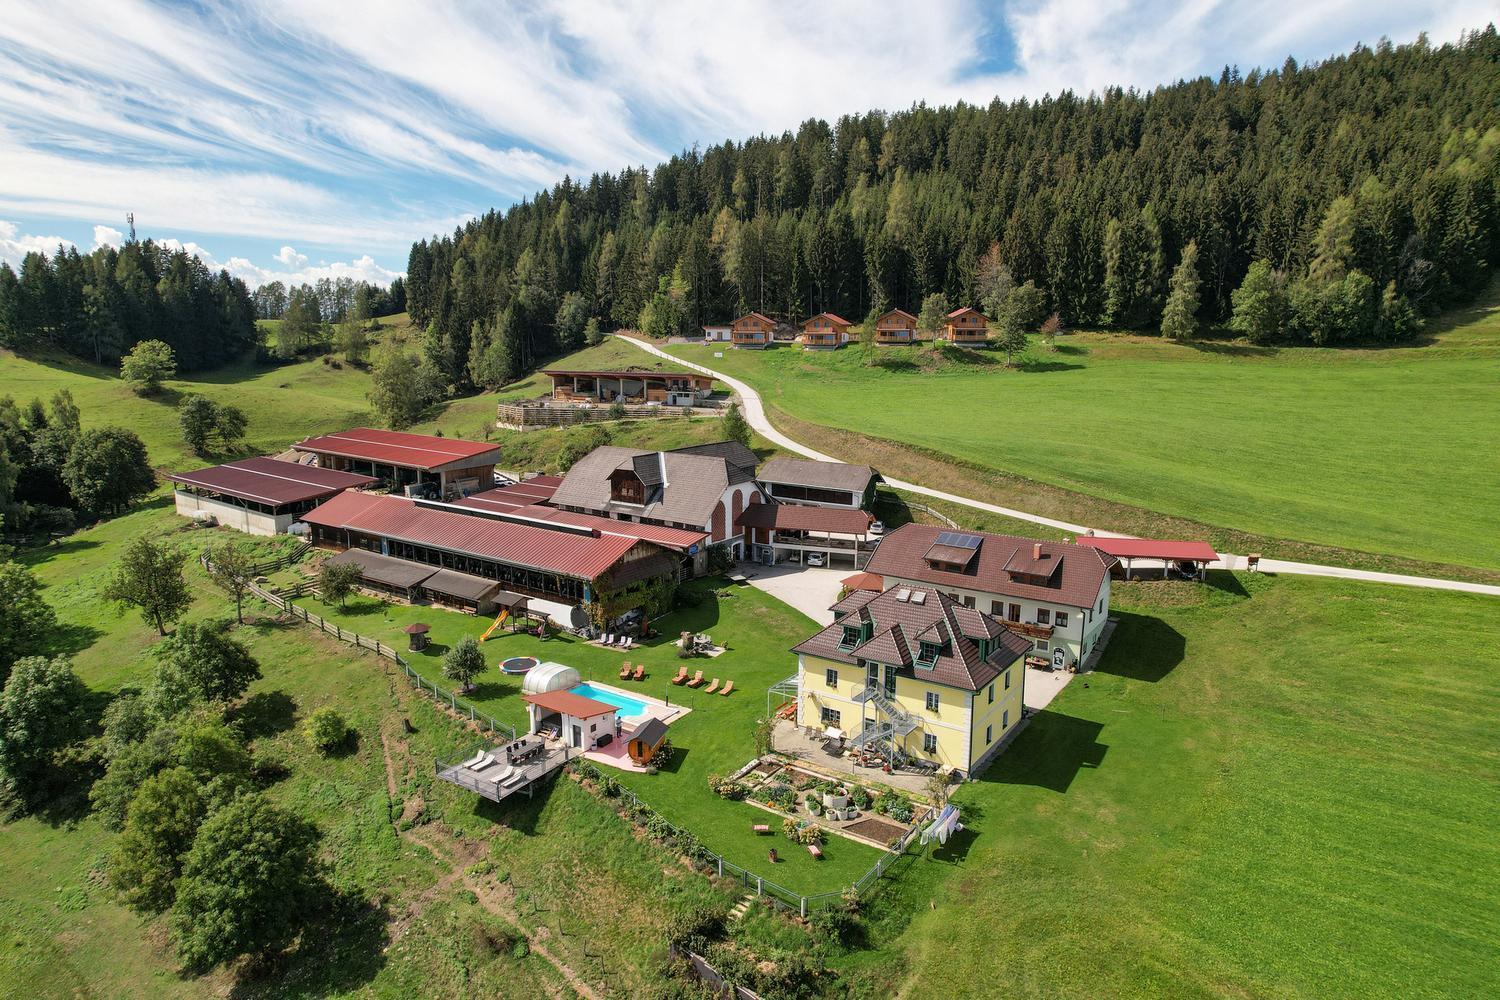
[406,29,1499,391]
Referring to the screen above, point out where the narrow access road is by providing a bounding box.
[616,335,1500,598]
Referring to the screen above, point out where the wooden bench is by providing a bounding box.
[752,823,770,835]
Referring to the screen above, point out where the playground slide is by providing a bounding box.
[481,609,510,640]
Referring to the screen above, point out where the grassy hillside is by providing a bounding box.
[0,329,705,476]
[3,505,729,997]
[666,288,1500,571]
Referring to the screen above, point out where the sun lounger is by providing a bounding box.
[719,680,734,696]
[671,666,689,685]
[703,678,720,694]
[620,661,632,679]
[807,843,823,859]
[500,770,528,789]
[685,670,704,687]
[632,664,645,681]
[753,823,770,835]
[460,751,487,768]
[621,636,634,650]
[599,632,612,647]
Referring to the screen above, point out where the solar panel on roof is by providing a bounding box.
[935,531,982,549]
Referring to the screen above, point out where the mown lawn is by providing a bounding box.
[833,573,1500,999]
[665,288,1500,571]
[291,575,885,897]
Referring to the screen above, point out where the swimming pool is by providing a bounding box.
[571,682,650,720]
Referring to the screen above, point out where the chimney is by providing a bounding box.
[1033,542,1042,560]
[658,451,668,488]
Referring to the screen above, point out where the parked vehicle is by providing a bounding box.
[869,520,885,536]
[806,552,826,567]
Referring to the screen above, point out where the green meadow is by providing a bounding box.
[666,288,1500,571]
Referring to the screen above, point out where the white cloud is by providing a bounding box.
[0,220,404,289]
[0,0,1489,268]
[275,246,308,268]
[0,219,70,263]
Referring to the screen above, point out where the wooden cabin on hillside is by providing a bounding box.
[730,312,776,349]
[800,312,852,349]
[874,309,918,345]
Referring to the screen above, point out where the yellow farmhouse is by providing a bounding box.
[792,586,1033,777]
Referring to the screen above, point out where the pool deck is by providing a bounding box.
[575,681,689,774]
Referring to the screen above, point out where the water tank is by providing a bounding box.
[521,661,580,696]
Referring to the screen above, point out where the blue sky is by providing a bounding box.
[0,0,1491,288]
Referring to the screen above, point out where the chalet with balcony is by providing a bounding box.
[800,312,852,350]
[943,307,989,344]
[543,368,715,407]
[730,312,776,349]
[874,308,918,345]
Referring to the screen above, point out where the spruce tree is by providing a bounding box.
[1161,241,1202,341]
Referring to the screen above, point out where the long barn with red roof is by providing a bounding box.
[293,427,501,497]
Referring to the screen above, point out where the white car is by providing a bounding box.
[805,552,826,567]
[869,520,885,536]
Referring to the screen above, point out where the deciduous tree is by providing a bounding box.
[145,620,261,718]
[0,562,57,681]
[105,535,191,635]
[120,339,176,395]
[204,542,254,624]
[0,654,87,810]
[62,427,154,514]
[441,636,485,692]
[318,559,361,609]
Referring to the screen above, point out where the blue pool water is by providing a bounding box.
[570,682,650,719]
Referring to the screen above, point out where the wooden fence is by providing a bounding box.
[496,398,725,430]
[200,549,517,743]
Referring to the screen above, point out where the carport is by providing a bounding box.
[1075,536,1220,580]
[736,503,877,569]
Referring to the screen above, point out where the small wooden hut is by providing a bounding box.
[626,718,669,766]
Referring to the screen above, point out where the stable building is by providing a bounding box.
[168,456,375,536]
[730,312,776,349]
[543,368,716,407]
[756,457,878,510]
[293,427,501,498]
[800,313,852,349]
[301,490,679,626]
[865,524,1116,669]
[791,586,1032,776]
[942,306,989,345]
[874,309,918,345]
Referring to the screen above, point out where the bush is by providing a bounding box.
[707,774,747,800]
[607,401,627,420]
[303,707,351,754]
[874,789,913,823]
[804,793,823,816]
[851,786,873,810]
[783,819,823,845]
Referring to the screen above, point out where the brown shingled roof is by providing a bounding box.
[793,586,1031,691]
[866,523,1113,609]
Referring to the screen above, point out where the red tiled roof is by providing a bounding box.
[168,457,375,506]
[801,312,851,328]
[875,309,918,325]
[453,486,706,553]
[736,503,873,535]
[732,312,776,327]
[840,571,884,592]
[302,492,641,580]
[293,428,501,471]
[543,369,712,383]
[523,690,619,719]
[1075,537,1219,562]
[866,523,1113,609]
[946,306,984,318]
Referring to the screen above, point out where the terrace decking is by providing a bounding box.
[435,743,574,802]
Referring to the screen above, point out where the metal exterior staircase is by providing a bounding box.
[851,683,919,746]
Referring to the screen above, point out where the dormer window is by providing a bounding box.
[608,470,646,505]
[917,640,941,666]
[839,624,861,650]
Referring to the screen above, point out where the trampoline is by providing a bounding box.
[500,655,540,675]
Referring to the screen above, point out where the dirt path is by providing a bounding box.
[616,334,1500,597]
[375,674,604,1000]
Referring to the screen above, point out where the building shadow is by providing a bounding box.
[980,710,1107,793]
[1204,570,1250,598]
[1091,611,1185,683]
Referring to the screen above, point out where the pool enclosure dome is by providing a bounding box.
[521,662,580,696]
